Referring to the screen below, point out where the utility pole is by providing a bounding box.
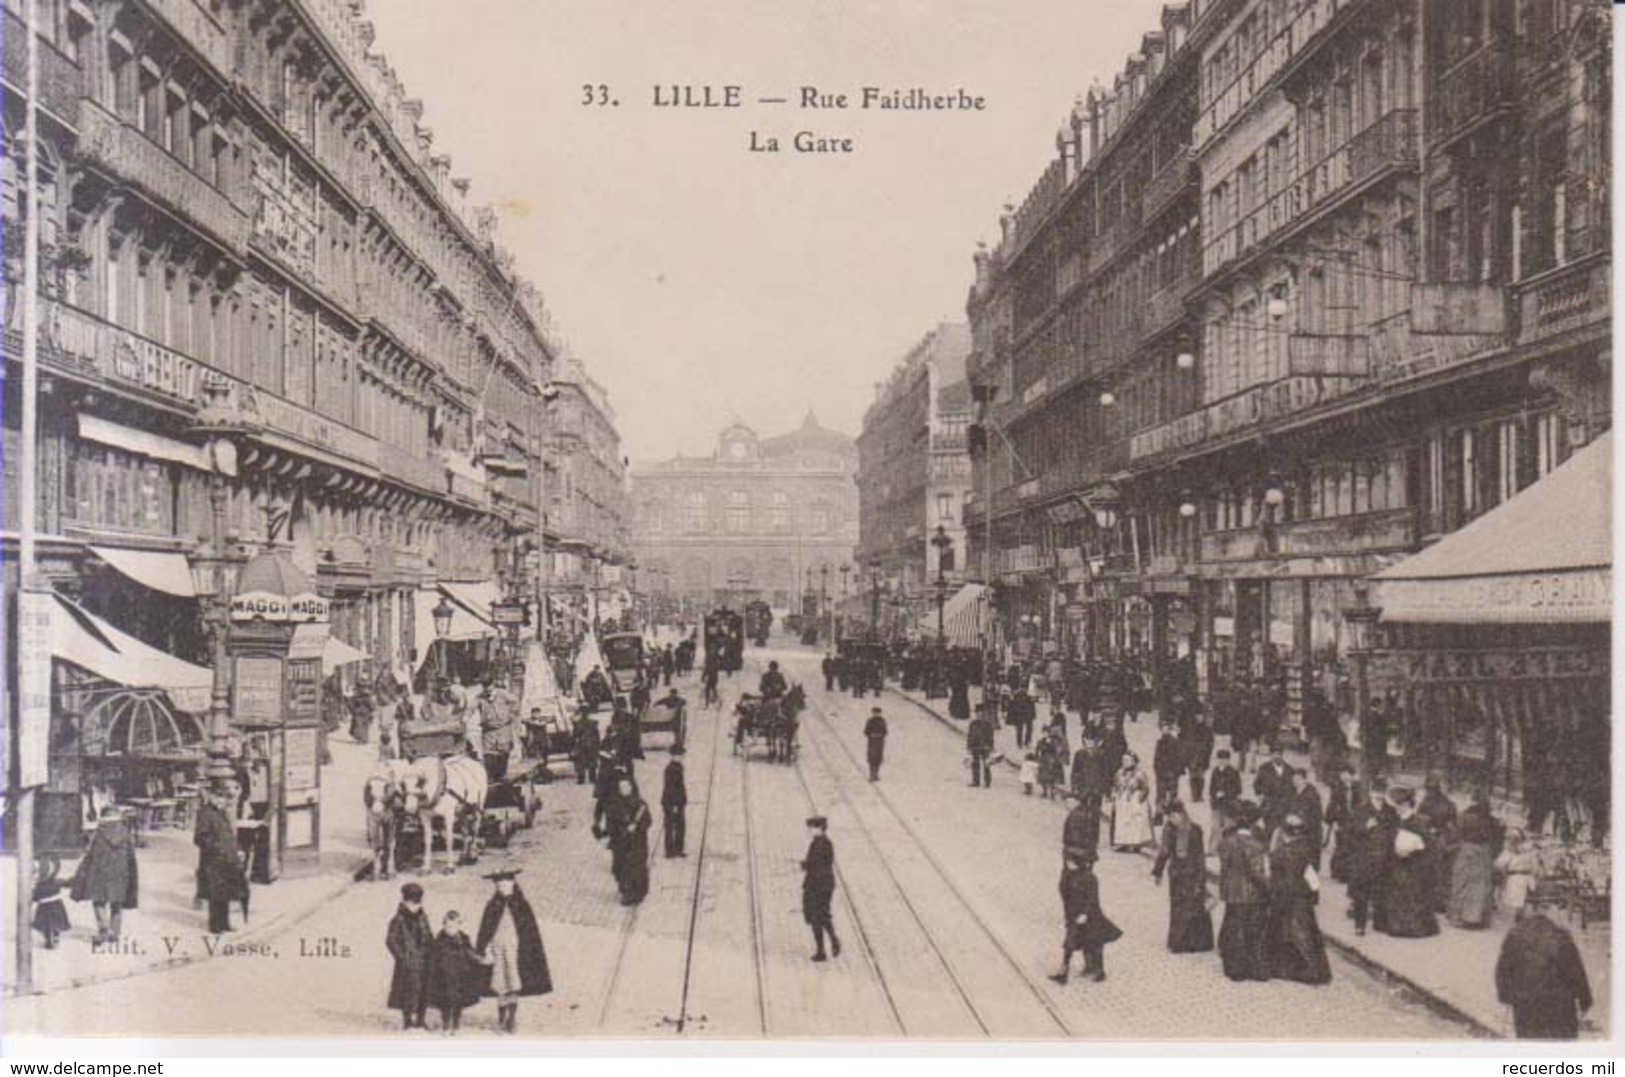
[13,0,44,993]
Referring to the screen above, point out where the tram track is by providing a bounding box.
[800,688,1077,1038]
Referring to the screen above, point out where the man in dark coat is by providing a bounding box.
[759,660,788,701]
[610,698,643,762]
[1253,744,1293,834]
[1007,687,1036,749]
[966,709,995,788]
[1070,734,1111,805]
[1265,814,1332,984]
[385,882,432,1030]
[591,751,634,844]
[801,816,841,961]
[194,790,249,934]
[426,910,486,1035]
[1216,801,1271,982]
[1325,764,1357,881]
[1496,894,1594,1039]
[1151,723,1184,810]
[610,780,653,905]
[1348,781,1398,936]
[662,746,688,857]
[822,652,837,692]
[73,805,140,944]
[1181,713,1216,803]
[572,710,601,786]
[863,708,888,781]
[1049,855,1120,984]
[662,644,675,686]
[475,871,552,1034]
[1152,802,1213,954]
[1208,749,1243,832]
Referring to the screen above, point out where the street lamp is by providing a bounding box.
[868,557,883,641]
[431,594,456,678]
[930,524,953,645]
[191,374,241,790]
[820,564,830,643]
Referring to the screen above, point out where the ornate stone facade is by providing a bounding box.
[630,415,859,614]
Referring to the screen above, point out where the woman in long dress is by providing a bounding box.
[1109,753,1155,852]
[1380,790,1441,938]
[1265,815,1332,984]
[1448,791,1501,928]
[1151,801,1214,953]
[475,870,553,1034]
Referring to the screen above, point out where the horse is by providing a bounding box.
[399,755,490,874]
[363,760,413,880]
[769,684,806,764]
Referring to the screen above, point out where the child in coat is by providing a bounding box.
[1020,753,1039,796]
[32,859,70,948]
[426,910,488,1035]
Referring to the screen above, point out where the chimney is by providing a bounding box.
[973,241,990,290]
[1056,120,1076,184]
[1086,84,1106,156]
[999,201,1015,243]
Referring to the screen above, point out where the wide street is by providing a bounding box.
[11,645,1467,1041]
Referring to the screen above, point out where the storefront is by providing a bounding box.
[1368,432,1610,835]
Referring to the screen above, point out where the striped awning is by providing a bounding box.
[919,584,990,648]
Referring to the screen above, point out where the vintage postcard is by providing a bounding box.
[0,0,1612,1044]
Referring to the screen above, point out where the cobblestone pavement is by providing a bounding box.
[5,645,1469,1041]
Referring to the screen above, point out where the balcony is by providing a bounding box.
[1370,286,1508,384]
[76,100,251,254]
[1514,253,1610,349]
[3,10,81,121]
[1431,44,1513,150]
[1200,528,1266,563]
[1142,148,1196,224]
[1203,109,1417,278]
[1142,275,1197,340]
[144,0,234,79]
[1086,210,1144,278]
[1129,373,1366,462]
[1287,332,1367,377]
[381,448,449,494]
[1193,0,1356,148]
[17,297,215,407]
[1274,508,1416,558]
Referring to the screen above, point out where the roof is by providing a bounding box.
[759,412,856,459]
[1373,431,1611,625]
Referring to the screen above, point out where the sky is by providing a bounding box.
[366,0,1172,462]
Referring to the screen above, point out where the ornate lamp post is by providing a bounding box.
[931,524,953,645]
[431,595,456,678]
[820,564,830,643]
[868,557,883,641]
[190,375,242,790]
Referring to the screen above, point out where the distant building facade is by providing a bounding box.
[857,323,974,628]
[545,357,631,633]
[630,416,859,615]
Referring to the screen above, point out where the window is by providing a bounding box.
[726,490,749,533]
[1459,428,1478,520]
[937,493,954,522]
[63,442,175,535]
[769,490,789,530]
[1536,413,1564,477]
[810,503,830,535]
[1497,420,1520,505]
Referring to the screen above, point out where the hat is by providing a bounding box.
[401,883,424,902]
[1216,749,1231,759]
[670,745,686,757]
[1234,801,1262,826]
[1061,789,1082,802]
[1283,813,1306,832]
[483,868,522,882]
[871,707,883,715]
[805,815,828,828]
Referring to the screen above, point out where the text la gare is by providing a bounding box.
[750,131,855,154]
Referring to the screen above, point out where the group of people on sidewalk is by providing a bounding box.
[384,872,552,1035]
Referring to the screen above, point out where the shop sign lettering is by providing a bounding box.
[1369,647,1607,685]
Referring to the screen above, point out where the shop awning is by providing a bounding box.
[1374,432,1612,624]
[49,595,213,712]
[78,414,213,472]
[413,586,494,668]
[90,545,197,598]
[440,580,504,624]
[917,584,990,648]
[288,624,370,671]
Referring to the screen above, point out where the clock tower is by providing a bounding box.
[717,422,760,464]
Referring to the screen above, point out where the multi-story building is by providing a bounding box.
[856,321,973,627]
[0,0,614,798]
[966,0,1609,791]
[543,355,630,634]
[629,416,859,617]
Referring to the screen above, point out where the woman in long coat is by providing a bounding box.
[71,806,139,942]
[475,871,553,1034]
[1216,803,1271,982]
[1152,802,1214,953]
[386,883,432,1029]
[1265,816,1333,984]
[1109,753,1155,851]
[1049,857,1122,983]
[1448,791,1501,929]
[1380,794,1441,938]
[1036,726,1067,799]
[612,786,653,905]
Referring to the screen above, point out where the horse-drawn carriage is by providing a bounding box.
[600,632,647,695]
[642,692,689,750]
[745,600,773,647]
[733,684,805,763]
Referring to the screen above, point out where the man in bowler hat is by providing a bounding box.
[662,745,688,857]
[801,816,842,962]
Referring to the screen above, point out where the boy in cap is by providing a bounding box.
[386,882,432,1030]
[801,817,841,961]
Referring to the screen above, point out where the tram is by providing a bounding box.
[703,608,745,673]
[744,600,773,647]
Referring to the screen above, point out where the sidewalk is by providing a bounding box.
[885,682,1611,1039]
[2,733,377,998]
